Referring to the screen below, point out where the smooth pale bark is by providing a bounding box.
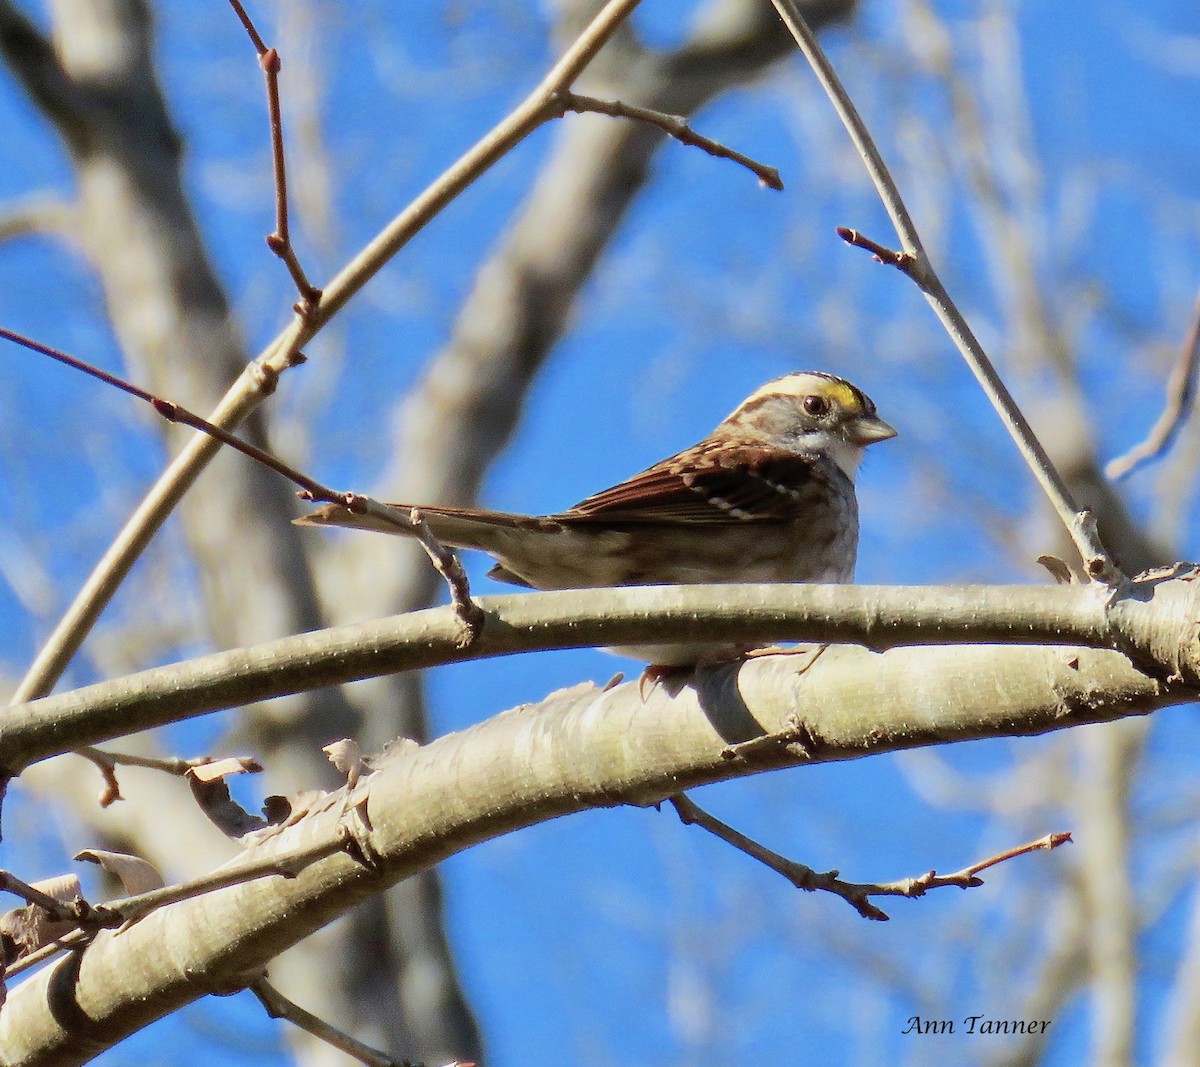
[0,639,1185,1064]
[5,576,1199,772]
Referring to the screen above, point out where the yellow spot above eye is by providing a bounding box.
[737,373,864,416]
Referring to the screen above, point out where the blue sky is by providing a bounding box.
[3,1,1200,1065]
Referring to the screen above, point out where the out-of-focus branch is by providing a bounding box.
[0,194,75,241]
[1105,288,1200,481]
[1160,864,1200,1065]
[1076,723,1141,1067]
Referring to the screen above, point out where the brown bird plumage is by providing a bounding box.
[296,371,896,663]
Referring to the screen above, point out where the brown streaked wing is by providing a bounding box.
[556,447,828,525]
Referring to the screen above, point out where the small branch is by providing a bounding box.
[224,0,321,313]
[3,928,89,979]
[74,748,243,778]
[666,794,887,920]
[835,226,915,270]
[1106,288,1200,481]
[953,831,1073,878]
[0,327,499,654]
[0,194,76,241]
[0,326,339,501]
[720,712,822,761]
[407,509,484,646]
[250,978,464,1067]
[224,0,267,52]
[772,0,1120,585]
[668,794,1070,921]
[0,871,87,926]
[555,91,783,189]
[76,747,123,807]
[2,836,351,979]
[72,746,263,809]
[94,834,350,924]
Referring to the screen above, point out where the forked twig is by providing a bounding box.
[0,871,88,925]
[1,835,353,981]
[769,0,1120,585]
[668,794,1070,921]
[94,834,350,924]
[71,745,262,808]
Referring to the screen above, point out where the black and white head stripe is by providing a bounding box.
[725,371,877,421]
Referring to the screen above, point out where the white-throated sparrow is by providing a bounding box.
[297,371,895,663]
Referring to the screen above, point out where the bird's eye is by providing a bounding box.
[802,394,830,417]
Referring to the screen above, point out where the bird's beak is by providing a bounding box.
[846,414,898,446]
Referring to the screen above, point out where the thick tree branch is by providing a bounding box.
[3,577,1197,772]
[0,635,1182,1063]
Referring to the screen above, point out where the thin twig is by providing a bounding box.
[668,794,1070,921]
[224,0,267,52]
[0,327,341,503]
[555,91,783,189]
[0,871,87,924]
[1106,289,1200,480]
[1,326,493,658]
[720,712,821,761]
[71,745,262,808]
[251,978,461,1067]
[76,748,123,806]
[3,927,89,979]
[1,836,352,979]
[75,749,246,777]
[835,226,914,269]
[952,831,1073,878]
[224,0,320,312]
[407,509,484,645]
[769,0,1120,585]
[93,833,351,924]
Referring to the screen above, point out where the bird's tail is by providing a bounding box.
[293,500,546,553]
